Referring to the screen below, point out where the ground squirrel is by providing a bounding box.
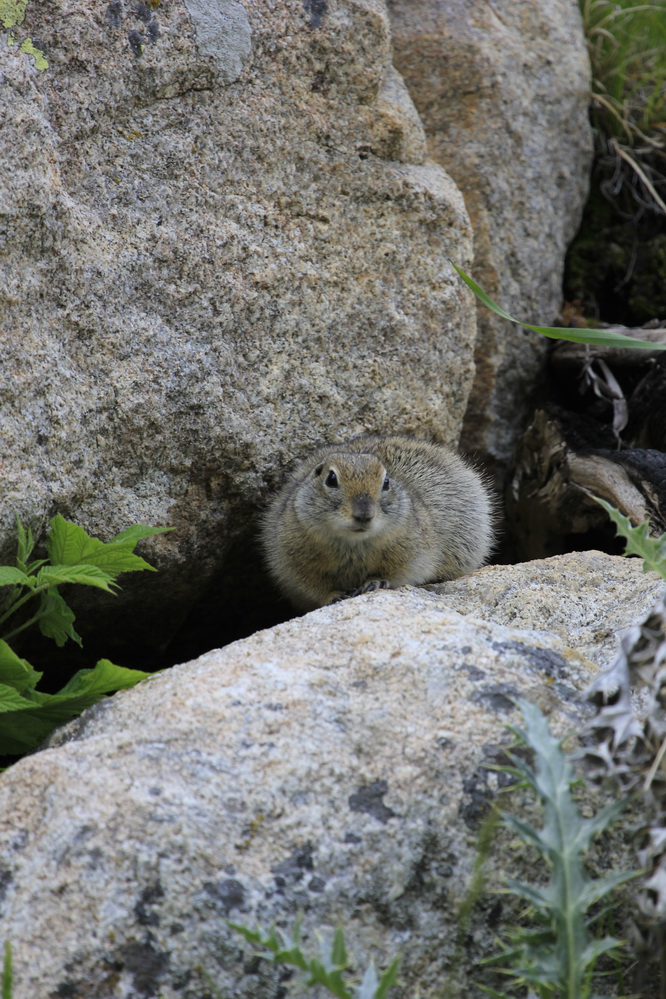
[261,435,494,611]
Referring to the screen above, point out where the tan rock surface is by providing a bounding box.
[0,0,473,649]
[1,554,660,997]
[389,0,594,470]
[430,550,665,667]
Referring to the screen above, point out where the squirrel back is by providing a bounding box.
[262,435,494,611]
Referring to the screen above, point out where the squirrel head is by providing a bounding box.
[295,451,403,539]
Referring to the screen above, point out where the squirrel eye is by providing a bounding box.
[382,476,390,491]
[324,470,338,488]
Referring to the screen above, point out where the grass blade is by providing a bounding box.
[450,261,666,350]
[2,941,11,999]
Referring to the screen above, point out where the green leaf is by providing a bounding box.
[502,814,547,855]
[23,559,48,575]
[0,640,42,693]
[227,922,265,946]
[356,962,380,999]
[580,935,624,966]
[593,497,666,580]
[2,941,12,999]
[229,920,398,999]
[0,568,31,588]
[15,516,34,568]
[450,261,666,350]
[330,926,348,969]
[35,564,117,593]
[45,515,92,566]
[0,659,150,755]
[0,684,60,753]
[579,869,641,909]
[228,922,310,972]
[111,524,174,546]
[37,590,82,647]
[56,659,151,698]
[503,878,552,911]
[576,798,627,842]
[487,699,636,998]
[372,955,400,999]
[45,515,159,579]
[0,683,39,713]
[305,960,351,999]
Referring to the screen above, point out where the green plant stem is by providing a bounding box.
[0,606,50,643]
[0,585,49,633]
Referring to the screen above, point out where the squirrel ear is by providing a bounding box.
[314,463,324,477]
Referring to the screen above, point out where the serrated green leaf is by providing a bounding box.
[0,682,67,754]
[579,869,641,908]
[580,935,624,966]
[229,919,398,999]
[266,945,309,970]
[330,926,348,968]
[317,930,348,974]
[23,559,48,575]
[0,640,42,693]
[111,524,173,546]
[373,955,400,999]
[502,814,547,854]
[475,986,511,999]
[15,516,34,567]
[489,699,637,998]
[479,944,541,972]
[511,963,561,988]
[356,962,379,999]
[578,798,627,840]
[0,568,31,588]
[0,659,150,754]
[77,545,156,577]
[594,497,666,579]
[289,917,303,948]
[37,590,81,647]
[0,683,37,713]
[450,261,666,350]
[227,922,265,946]
[36,564,117,593]
[46,515,103,566]
[306,959,351,999]
[56,659,150,697]
[258,924,283,954]
[45,515,157,578]
[503,878,552,910]
[228,919,313,974]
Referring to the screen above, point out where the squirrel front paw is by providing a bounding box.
[328,579,390,603]
[352,579,390,596]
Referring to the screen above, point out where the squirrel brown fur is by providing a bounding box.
[261,435,495,611]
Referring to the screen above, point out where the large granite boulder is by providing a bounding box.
[0,0,474,652]
[0,554,662,998]
[430,549,663,667]
[389,0,594,473]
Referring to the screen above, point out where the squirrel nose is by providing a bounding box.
[352,494,376,523]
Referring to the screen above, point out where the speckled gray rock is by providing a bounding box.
[389,0,594,471]
[0,0,473,648]
[430,550,665,668]
[0,569,648,999]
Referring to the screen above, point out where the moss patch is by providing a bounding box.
[0,0,29,29]
[1,0,47,69]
